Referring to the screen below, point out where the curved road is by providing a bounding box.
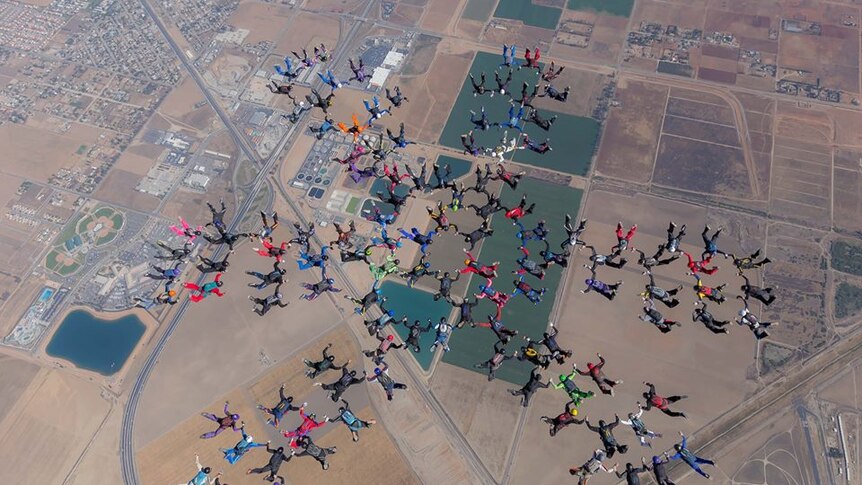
[119,1,372,483]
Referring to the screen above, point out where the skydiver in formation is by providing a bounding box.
[200,401,240,439]
[185,273,226,302]
[387,122,416,149]
[473,312,519,344]
[460,218,494,251]
[514,81,540,108]
[639,271,682,308]
[508,367,550,407]
[170,216,203,244]
[692,276,727,304]
[205,199,228,232]
[569,449,616,484]
[619,403,663,447]
[520,134,552,154]
[514,245,546,280]
[318,69,347,92]
[367,362,408,400]
[632,245,679,271]
[363,332,405,365]
[740,274,776,305]
[469,107,494,131]
[328,220,356,250]
[518,338,552,369]
[306,88,335,114]
[401,253,436,288]
[526,108,557,131]
[492,69,513,97]
[493,163,525,189]
[663,221,686,254]
[468,193,504,219]
[398,227,436,254]
[552,367,596,407]
[612,221,638,253]
[470,72,490,97]
[461,248,499,278]
[304,343,349,379]
[542,61,564,82]
[429,317,454,353]
[504,194,535,222]
[327,399,376,442]
[616,461,651,485]
[249,285,289,316]
[293,436,337,470]
[670,432,716,479]
[500,44,520,69]
[385,86,409,107]
[427,201,458,233]
[146,261,183,281]
[180,455,212,485]
[683,251,719,276]
[363,96,391,126]
[196,253,230,274]
[281,405,327,447]
[498,103,525,131]
[296,246,329,271]
[400,318,432,352]
[293,47,317,68]
[154,240,192,261]
[432,161,454,189]
[542,401,585,436]
[539,246,571,269]
[584,416,628,458]
[363,309,400,337]
[562,214,588,250]
[348,57,367,83]
[256,384,300,428]
[583,245,627,271]
[513,275,547,304]
[582,269,622,301]
[692,301,730,334]
[300,273,342,301]
[729,249,772,274]
[646,453,676,485]
[220,424,266,464]
[516,219,548,243]
[639,298,680,333]
[642,382,688,418]
[314,366,366,401]
[256,211,279,241]
[535,323,573,365]
[282,99,312,123]
[203,228,251,253]
[576,353,623,396]
[134,286,178,309]
[452,296,479,328]
[736,296,776,339]
[700,225,728,260]
[540,83,570,102]
[523,47,541,71]
[404,161,430,191]
[474,340,517,381]
[287,222,315,252]
[246,444,291,481]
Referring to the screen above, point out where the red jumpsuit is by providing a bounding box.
[460,251,499,278]
[282,407,326,447]
[684,252,718,275]
[257,240,288,263]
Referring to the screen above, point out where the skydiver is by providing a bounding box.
[498,102,525,131]
[287,221,315,252]
[512,275,547,304]
[474,312,519,344]
[340,245,373,264]
[386,122,416,150]
[469,107,494,131]
[256,384,300,428]
[615,461,651,485]
[205,199,228,232]
[429,317,454,352]
[274,56,304,81]
[611,221,638,253]
[146,261,182,281]
[363,135,393,164]
[508,367,550,407]
[639,270,681,308]
[181,455,212,485]
[542,401,585,436]
[740,274,776,305]
[542,61,564,82]
[500,44,520,69]
[539,83,570,102]
[474,339,517,381]
[492,68,513,97]
[337,114,367,142]
[346,160,378,184]
[520,133,552,154]
[196,253,230,274]
[663,221,686,254]
[254,239,288,263]
[432,160,454,189]
[370,226,402,251]
[348,57,367,83]
[300,271,342,301]
[296,246,329,271]
[293,436,336,470]
[526,108,557,131]
[619,403,663,447]
[305,88,335,113]
[200,401,240,439]
[576,353,623,396]
[448,182,468,212]
[639,298,680,333]
[314,366,366,401]
[561,214,588,250]
[645,454,676,485]
[170,216,203,244]
[427,201,458,233]
[282,99,312,123]
[154,240,192,261]
[327,399,376,442]
[256,211,279,241]
[363,332,405,364]
[452,296,479,328]
[504,194,535,223]
[534,322,573,364]
[401,253,436,288]
[584,416,628,458]
[134,285,178,309]
[292,47,317,68]
[400,318,432,352]
[582,268,622,301]
[514,81,540,108]
[670,432,716,479]
[569,450,617,484]
[518,338,552,369]
[459,217,494,250]
[185,273,225,302]
[493,162,526,189]
[303,343,349,379]
[314,43,330,62]
[539,245,571,269]
[203,228,251,253]
[475,278,511,310]
[643,382,687,418]
[692,301,730,334]
[281,405,327,447]
[632,245,679,270]
[736,296,776,339]
[523,47,541,72]
[385,85,409,107]
[246,444,291,480]
[692,275,727,304]
[470,72,490,96]
[345,287,384,315]
[367,362,408,400]
[514,245,546,280]
[461,248,499,278]
[328,220,356,250]
[404,161,430,192]
[220,424,266,464]
[583,244,627,271]
[363,96,391,126]
[552,366,596,407]
[683,251,719,275]
[701,225,728,259]
[515,219,548,242]
[468,163,494,195]
[397,227,436,254]
[249,285,289,316]
[317,69,347,92]
[368,253,400,282]
[376,186,412,214]
[468,193,504,219]
[729,249,772,274]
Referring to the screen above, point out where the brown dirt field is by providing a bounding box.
[160,75,206,119]
[229,2,293,44]
[420,0,462,33]
[401,34,440,76]
[510,188,761,485]
[113,147,159,176]
[389,3,423,27]
[455,18,485,41]
[0,123,101,182]
[92,168,161,212]
[655,135,751,198]
[662,115,741,147]
[666,97,735,126]
[304,0,364,13]
[704,9,776,39]
[274,12,341,55]
[127,142,167,160]
[0,354,40,424]
[595,78,668,183]
[431,363,521,480]
[669,87,725,106]
[0,370,111,483]
[134,243,345,446]
[483,21,556,47]
[632,0,707,29]
[65,403,123,485]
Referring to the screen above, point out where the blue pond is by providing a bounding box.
[47,309,145,376]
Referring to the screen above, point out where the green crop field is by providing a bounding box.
[441,177,583,384]
[439,52,600,176]
[567,0,634,17]
[494,1,562,29]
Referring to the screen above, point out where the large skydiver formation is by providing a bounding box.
[166,42,775,484]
